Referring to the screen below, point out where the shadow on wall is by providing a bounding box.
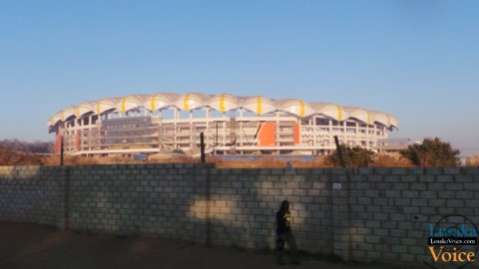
[186,169,334,254]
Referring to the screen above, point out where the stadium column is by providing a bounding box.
[328,118,333,153]
[95,113,101,151]
[70,122,73,153]
[355,121,359,147]
[205,108,210,148]
[88,114,92,152]
[174,107,178,149]
[222,117,226,148]
[366,123,370,150]
[313,116,317,154]
[275,111,279,155]
[297,117,302,145]
[75,118,80,153]
[190,111,193,150]
[312,116,315,155]
[70,120,74,153]
[239,108,243,149]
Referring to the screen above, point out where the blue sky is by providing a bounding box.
[0,1,478,156]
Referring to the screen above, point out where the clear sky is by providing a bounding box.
[0,1,478,156]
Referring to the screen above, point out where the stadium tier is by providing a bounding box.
[48,93,399,157]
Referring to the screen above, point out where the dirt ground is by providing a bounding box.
[0,222,425,269]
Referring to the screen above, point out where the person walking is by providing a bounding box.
[276,200,300,265]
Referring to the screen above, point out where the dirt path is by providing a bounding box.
[0,222,423,269]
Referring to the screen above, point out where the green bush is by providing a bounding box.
[328,145,374,168]
[400,137,460,167]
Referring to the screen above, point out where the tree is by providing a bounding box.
[327,145,375,168]
[0,145,44,165]
[400,137,460,167]
[0,139,52,154]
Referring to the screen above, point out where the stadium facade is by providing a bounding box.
[48,93,399,157]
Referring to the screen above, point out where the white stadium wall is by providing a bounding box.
[48,93,399,157]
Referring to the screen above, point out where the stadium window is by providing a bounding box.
[209,109,222,118]
[346,121,356,127]
[192,108,206,118]
[179,110,190,119]
[315,118,329,126]
[241,109,256,117]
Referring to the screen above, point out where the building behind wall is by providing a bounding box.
[48,93,399,157]
[466,155,479,166]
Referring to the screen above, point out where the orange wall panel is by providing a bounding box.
[258,122,276,146]
[293,122,301,145]
[54,133,63,154]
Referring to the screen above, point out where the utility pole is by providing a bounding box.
[215,121,219,146]
[60,136,64,166]
[200,132,206,163]
[200,131,210,247]
[333,135,353,260]
[334,136,346,168]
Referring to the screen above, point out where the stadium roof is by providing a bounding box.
[48,93,399,128]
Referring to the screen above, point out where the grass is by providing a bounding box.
[0,145,415,168]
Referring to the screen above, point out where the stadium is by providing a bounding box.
[48,93,399,157]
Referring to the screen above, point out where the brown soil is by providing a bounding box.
[0,222,425,269]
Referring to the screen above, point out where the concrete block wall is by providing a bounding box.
[347,167,479,263]
[66,165,333,254]
[0,164,478,265]
[0,166,64,227]
[207,168,333,253]
[68,164,209,243]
